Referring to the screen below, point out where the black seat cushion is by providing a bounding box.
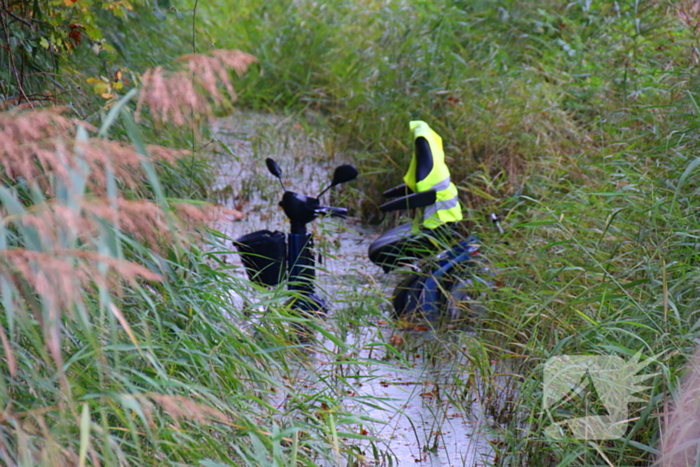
[368,222,456,273]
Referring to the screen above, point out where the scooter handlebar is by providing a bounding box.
[315,206,348,218]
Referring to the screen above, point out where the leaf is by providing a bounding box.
[108,304,143,352]
[78,403,90,467]
[39,37,50,49]
[98,87,138,138]
[93,82,108,94]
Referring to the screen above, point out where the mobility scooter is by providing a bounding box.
[368,121,491,325]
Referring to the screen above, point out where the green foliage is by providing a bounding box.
[0,0,189,111]
[0,101,391,466]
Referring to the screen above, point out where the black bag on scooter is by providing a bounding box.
[235,230,287,286]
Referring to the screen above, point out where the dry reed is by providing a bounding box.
[136,49,257,125]
[135,393,230,429]
[0,50,253,326]
[0,111,187,374]
[659,346,700,467]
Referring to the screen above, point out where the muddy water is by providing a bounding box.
[211,112,494,466]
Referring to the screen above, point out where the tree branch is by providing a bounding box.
[0,0,32,107]
[1,8,34,28]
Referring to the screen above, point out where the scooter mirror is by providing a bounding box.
[265,158,287,191]
[265,158,283,179]
[331,164,358,186]
[318,164,357,198]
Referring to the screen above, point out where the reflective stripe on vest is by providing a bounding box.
[424,194,459,220]
[430,176,452,193]
[423,183,462,229]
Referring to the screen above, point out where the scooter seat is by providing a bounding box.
[368,222,455,273]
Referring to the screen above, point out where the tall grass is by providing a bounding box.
[0,49,395,467]
[196,0,689,204]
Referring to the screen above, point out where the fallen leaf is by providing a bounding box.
[388,334,404,347]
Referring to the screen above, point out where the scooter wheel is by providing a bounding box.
[391,274,426,320]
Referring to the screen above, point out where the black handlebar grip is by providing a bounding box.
[315,206,348,218]
[329,207,348,218]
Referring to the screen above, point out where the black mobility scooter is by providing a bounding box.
[368,121,490,325]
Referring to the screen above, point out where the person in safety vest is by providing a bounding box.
[404,120,463,229]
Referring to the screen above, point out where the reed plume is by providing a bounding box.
[659,346,700,467]
[137,49,257,125]
[0,108,179,378]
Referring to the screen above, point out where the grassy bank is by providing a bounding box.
[197,0,693,204]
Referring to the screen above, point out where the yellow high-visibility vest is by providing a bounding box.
[403,120,462,229]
